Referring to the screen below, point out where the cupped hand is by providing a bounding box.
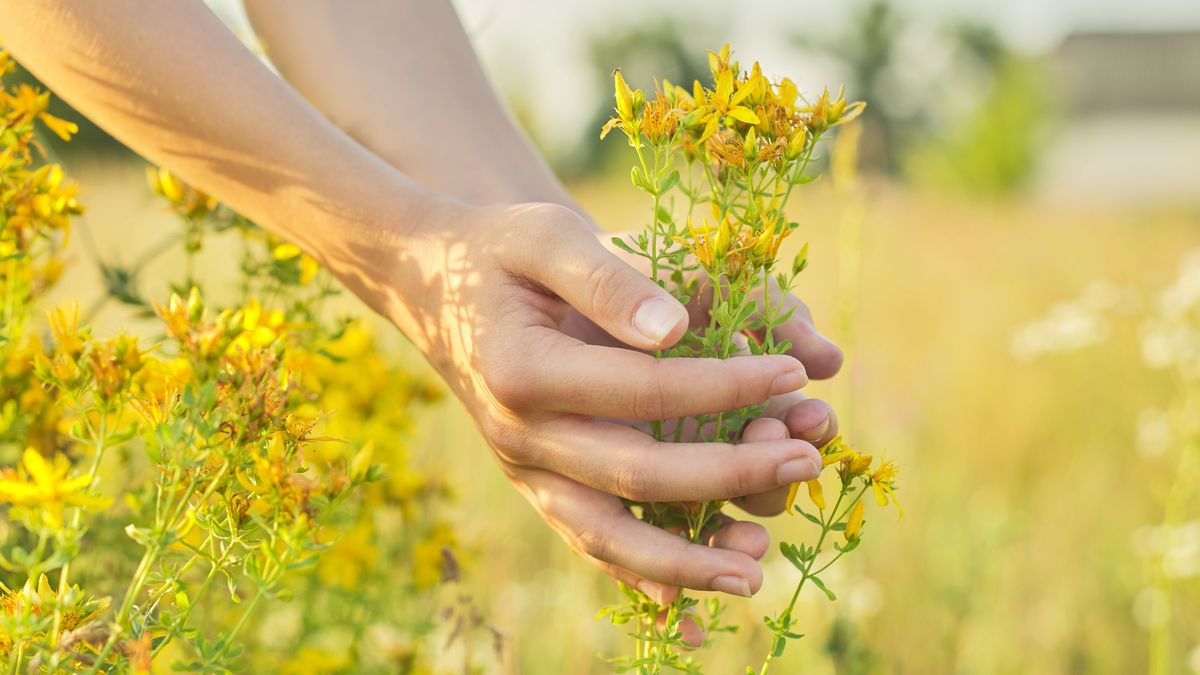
[377,200,835,597]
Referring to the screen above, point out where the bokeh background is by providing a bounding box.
[16,0,1200,672]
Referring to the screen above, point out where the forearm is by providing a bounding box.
[242,0,584,213]
[0,0,449,320]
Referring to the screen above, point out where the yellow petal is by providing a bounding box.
[299,255,319,284]
[731,78,755,107]
[728,106,760,125]
[599,117,621,140]
[873,481,889,507]
[715,70,733,105]
[807,479,825,510]
[22,448,55,487]
[39,112,77,141]
[784,481,801,513]
[272,243,302,260]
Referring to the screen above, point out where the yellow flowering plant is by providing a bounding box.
[597,45,900,673]
[0,51,481,673]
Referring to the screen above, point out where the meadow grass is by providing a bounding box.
[56,157,1199,673]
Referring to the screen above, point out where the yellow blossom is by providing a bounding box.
[870,459,902,518]
[0,448,110,526]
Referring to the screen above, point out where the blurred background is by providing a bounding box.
[16,0,1200,672]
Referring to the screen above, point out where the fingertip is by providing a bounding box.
[767,356,809,396]
[802,336,843,380]
[784,399,837,444]
[741,417,789,443]
[709,520,770,560]
[633,296,688,348]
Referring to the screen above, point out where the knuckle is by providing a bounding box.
[479,412,536,464]
[728,361,754,406]
[583,259,633,319]
[613,458,657,501]
[575,527,612,562]
[481,360,536,411]
[723,451,763,497]
[632,364,669,419]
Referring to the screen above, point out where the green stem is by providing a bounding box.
[51,405,111,647]
[759,484,867,675]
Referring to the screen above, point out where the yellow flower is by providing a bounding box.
[272,241,320,284]
[641,91,683,143]
[47,304,85,357]
[2,83,78,140]
[0,448,110,526]
[696,67,761,143]
[870,459,902,518]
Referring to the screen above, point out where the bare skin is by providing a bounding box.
[0,0,843,609]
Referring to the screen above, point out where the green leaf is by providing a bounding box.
[660,170,681,194]
[809,575,837,601]
[655,205,673,224]
[794,506,823,526]
[610,236,640,256]
[631,166,656,195]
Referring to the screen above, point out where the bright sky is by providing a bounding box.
[210,0,1200,150]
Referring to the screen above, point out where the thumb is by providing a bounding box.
[505,204,688,350]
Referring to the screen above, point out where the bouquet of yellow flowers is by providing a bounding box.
[597,45,901,674]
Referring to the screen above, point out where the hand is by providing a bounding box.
[373,200,828,597]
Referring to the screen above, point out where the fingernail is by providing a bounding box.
[798,417,831,442]
[634,297,683,343]
[712,575,752,597]
[769,368,808,396]
[777,457,820,484]
[637,580,667,605]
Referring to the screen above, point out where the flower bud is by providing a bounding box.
[791,242,809,275]
[786,126,808,159]
[844,500,864,541]
[713,217,734,257]
[613,69,634,120]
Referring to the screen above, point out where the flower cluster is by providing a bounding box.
[0,53,475,673]
[597,45,895,673]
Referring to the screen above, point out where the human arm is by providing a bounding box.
[0,0,825,597]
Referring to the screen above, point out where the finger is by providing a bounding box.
[586,516,769,603]
[582,555,706,648]
[784,398,839,448]
[769,294,843,379]
[502,204,688,351]
[734,417,796,516]
[583,554,678,605]
[493,329,807,419]
[525,469,763,594]
[706,516,770,561]
[530,418,822,502]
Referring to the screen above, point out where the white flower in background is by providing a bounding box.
[1133,587,1170,630]
[1189,644,1200,673]
[1141,250,1200,376]
[1010,280,1137,361]
[1131,520,1200,580]
[1135,408,1172,458]
[1158,250,1200,320]
[844,576,883,620]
